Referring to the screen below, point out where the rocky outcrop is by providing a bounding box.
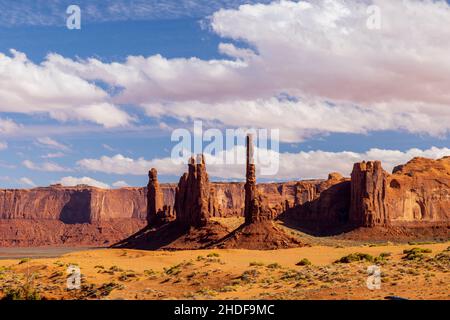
[174,155,212,228]
[0,156,448,247]
[282,174,351,233]
[349,157,450,227]
[147,168,174,225]
[350,161,388,227]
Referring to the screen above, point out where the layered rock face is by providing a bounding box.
[349,157,450,227]
[0,186,148,222]
[1,156,448,246]
[350,161,388,227]
[174,155,211,227]
[288,174,351,230]
[147,169,174,225]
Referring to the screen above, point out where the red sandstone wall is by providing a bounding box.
[349,157,450,227]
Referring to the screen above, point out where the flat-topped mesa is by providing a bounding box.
[349,161,388,227]
[147,168,173,225]
[244,134,274,224]
[174,154,211,228]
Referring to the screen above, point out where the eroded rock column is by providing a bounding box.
[350,161,388,227]
[244,134,273,223]
[147,168,174,225]
[175,154,210,227]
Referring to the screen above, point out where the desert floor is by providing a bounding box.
[0,241,448,300]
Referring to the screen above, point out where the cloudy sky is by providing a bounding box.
[0,0,449,188]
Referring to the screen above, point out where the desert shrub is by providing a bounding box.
[196,255,205,261]
[296,258,312,266]
[53,261,65,267]
[280,270,304,281]
[408,241,436,246]
[219,285,237,292]
[144,269,157,277]
[402,248,432,261]
[434,251,450,264]
[240,269,260,283]
[118,272,137,282]
[335,253,374,263]
[97,282,124,297]
[249,261,265,267]
[2,282,41,300]
[109,265,123,272]
[18,258,30,265]
[49,271,64,279]
[196,288,217,297]
[207,253,220,258]
[374,252,392,264]
[164,264,182,276]
[267,263,282,269]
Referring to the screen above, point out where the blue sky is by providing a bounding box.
[0,0,449,188]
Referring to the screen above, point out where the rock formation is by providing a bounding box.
[147,168,173,225]
[214,134,302,249]
[244,134,275,223]
[174,154,211,228]
[350,161,388,227]
[349,157,450,227]
[0,155,449,247]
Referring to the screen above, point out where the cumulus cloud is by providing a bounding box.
[19,177,36,187]
[76,146,450,180]
[58,176,110,189]
[40,0,450,141]
[22,160,71,172]
[0,50,132,128]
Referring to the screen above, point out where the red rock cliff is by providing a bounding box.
[349,157,450,227]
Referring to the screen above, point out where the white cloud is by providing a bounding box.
[0,117,20,134]
[19,177,36,187]
[112,180,130,188]
[77,154,179,176]
[58,176,110,189]
[102,144,117,152]
[22,160,71,172]
[41,152,65,159]
[76,147,450,180]
[40,0,450,141]
[0,50,132,127]
[0,141,7,150]
[36,137,70,151]
[1,0,449,145]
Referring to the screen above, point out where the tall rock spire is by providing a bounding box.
[244,134,275,223]
[244,134,257,224]
[147,168,173,225]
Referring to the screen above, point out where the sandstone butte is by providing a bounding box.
[0,149,449,247]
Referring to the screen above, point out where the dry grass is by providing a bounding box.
[0,242,448,300]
